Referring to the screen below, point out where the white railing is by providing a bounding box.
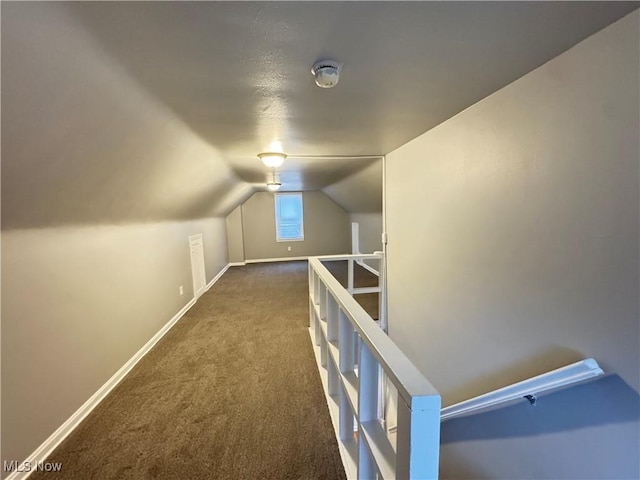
[440,358,604,421]
[308,254,441,480]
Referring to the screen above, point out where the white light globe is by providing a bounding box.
[259,152,286,168]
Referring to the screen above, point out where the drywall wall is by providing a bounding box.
[1,5,238,470]
[1,2,252,230]
[351,213,383,272]
[241,191,350,260]
[322,159,383,214]
[386,11,639,479]
[351,213,383,255]
[1,219,228,472]
[226,205,245,263]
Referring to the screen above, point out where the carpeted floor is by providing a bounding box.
[31,261,346,480]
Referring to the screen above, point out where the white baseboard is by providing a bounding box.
[245,256,308,263]
[227,261,247,267]
[206,264,230,291]
[356,259,380,276]
[4,300,200,480]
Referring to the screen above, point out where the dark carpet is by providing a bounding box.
[31,261,345,480]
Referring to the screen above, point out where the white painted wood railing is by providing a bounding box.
[308,254,441,480]
[440,358,604,421]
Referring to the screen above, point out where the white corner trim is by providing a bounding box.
[205,264,230,291]
[228,261,247,267]
[245,256,308,263]
[4,298,198,480]
[357,259,380,276]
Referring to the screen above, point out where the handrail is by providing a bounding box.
[315,253,386,324]
[311,253,605,479]
[440,358,604,421]
[308,255,440,479]
[315,253,383,261]
[311,257,438,403]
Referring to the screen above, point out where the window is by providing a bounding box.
[275,193,304,241]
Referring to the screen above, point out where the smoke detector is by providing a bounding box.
[311,60,342,89]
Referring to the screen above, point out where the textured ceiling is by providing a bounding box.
[66,1,638,184]
[2,2,637,227]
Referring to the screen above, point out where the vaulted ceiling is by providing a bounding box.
[2,2,637,228]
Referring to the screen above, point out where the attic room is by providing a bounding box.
[1,2,638,479]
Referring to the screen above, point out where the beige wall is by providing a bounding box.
[386,12,639,479]
[226,206,245,263]
[1,5,237,470]
[351,213,383,271]
[351,213,383,255]
[240,191,350,260]
[1,219,228,472]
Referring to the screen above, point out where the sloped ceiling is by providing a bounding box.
[1,3,252,229]
[323,160,383,214]
[2,2,637,228]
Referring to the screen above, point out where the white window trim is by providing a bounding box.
[275,192,305,242]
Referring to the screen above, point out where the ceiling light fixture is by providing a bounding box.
[258,152,286,168]
[311,60,342,89]
[267,168,282,192]
[267,182,282,192]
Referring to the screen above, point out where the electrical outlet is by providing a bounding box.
[179,285,184,296]
[287,246,292,252]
